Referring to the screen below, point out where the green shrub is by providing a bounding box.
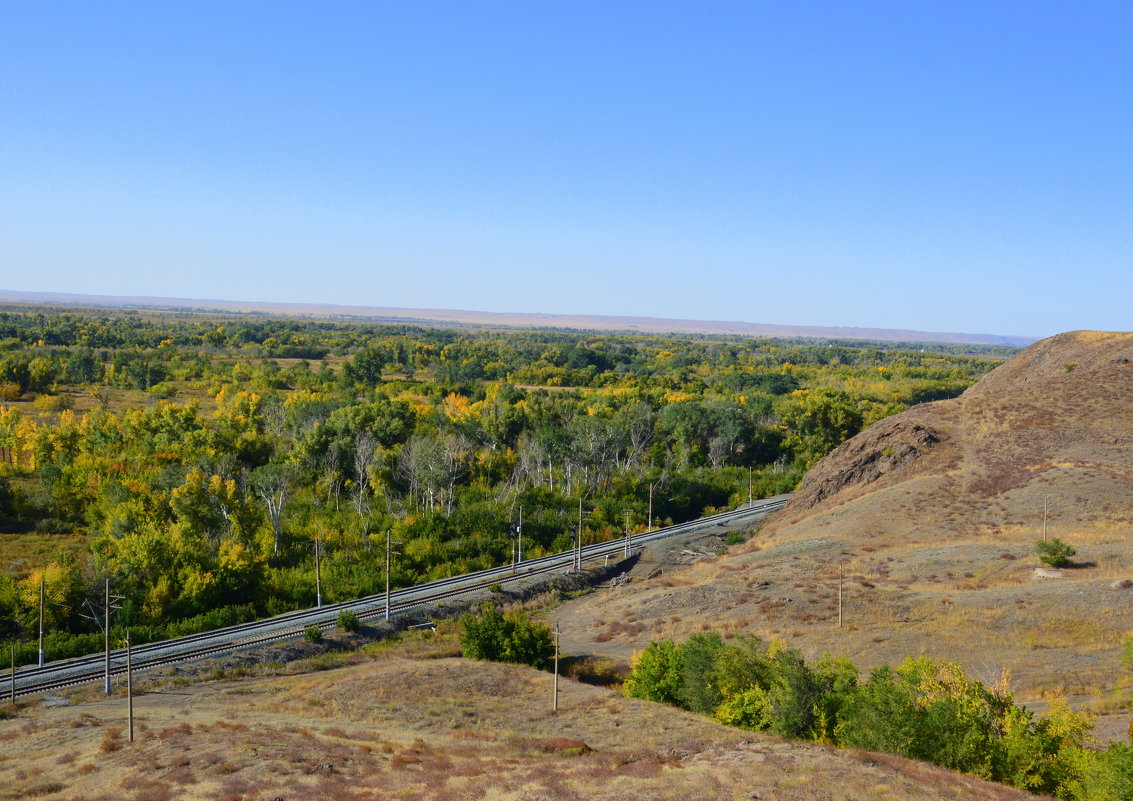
[304,625,323,643]
[725,530,749,546]
[713,686,773,730]
[1087,743,1133,801]
[622,639,683,705]
[677,632,725,714]
[458,602,553,669]
[337,610,360,632]
[1035,538,1076,568]
[764,646,823,740]
[488,582,504,594]
[622,630,1114,798]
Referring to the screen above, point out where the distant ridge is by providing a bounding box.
[0,289,1034,346]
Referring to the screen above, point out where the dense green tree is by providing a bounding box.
[342,347,385,386]
[781,388,864,466]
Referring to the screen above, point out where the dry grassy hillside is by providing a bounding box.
[559,331,1133,714]
[0,633,1043,801]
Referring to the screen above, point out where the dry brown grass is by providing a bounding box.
[0,632,1045,801]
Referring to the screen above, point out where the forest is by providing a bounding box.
[0,305,1012,663]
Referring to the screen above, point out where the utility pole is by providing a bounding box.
[552,623,560,713]
[509,521,517,573]
[385,529,392,621]
[748,467,753,508]
[577,495,583,570]
[623,510,631,558]
[517,505,523,565]
[102,580,123,696]
[1043,497,1049,542]
[126,629,134,743]
[838,561,844,629]
[315,535,323,609]
[38,579,45,667]
[9,643,14,705]
[647,475,667,532]
[104,579,111,694]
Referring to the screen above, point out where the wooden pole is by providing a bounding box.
[126,629,134,743]
[9,643,14,705]
[553,625,560,713]
[623,510,631,557]
[838,561,843,628]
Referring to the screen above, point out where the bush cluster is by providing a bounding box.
[458,603,554,670]
[623,633,1133,800]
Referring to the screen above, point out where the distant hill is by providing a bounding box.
[0,288,1034,346]
[560,330,1133,716]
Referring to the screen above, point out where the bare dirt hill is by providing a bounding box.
[557,331,1133,725]
[780,329,1133,529]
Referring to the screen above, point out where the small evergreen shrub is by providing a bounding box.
[304,625,323,643]
[1035,538,1076,568]
[337,610,360,632]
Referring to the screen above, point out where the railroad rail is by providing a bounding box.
[7,494,790,698]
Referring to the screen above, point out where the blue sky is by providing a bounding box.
[1,2,1130,338]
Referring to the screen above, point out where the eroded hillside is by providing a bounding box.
[559,331,1133,713]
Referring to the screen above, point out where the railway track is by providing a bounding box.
[7,495,790,698]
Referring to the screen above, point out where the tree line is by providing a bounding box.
[0,306,1007,661]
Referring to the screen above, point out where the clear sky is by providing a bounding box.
[2,2,1130,338]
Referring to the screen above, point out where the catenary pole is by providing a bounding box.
[105,579,110,695]
[315,535,322,609]
[126,629,134,743]
[576,495,583,570]
[38,579,44,667]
